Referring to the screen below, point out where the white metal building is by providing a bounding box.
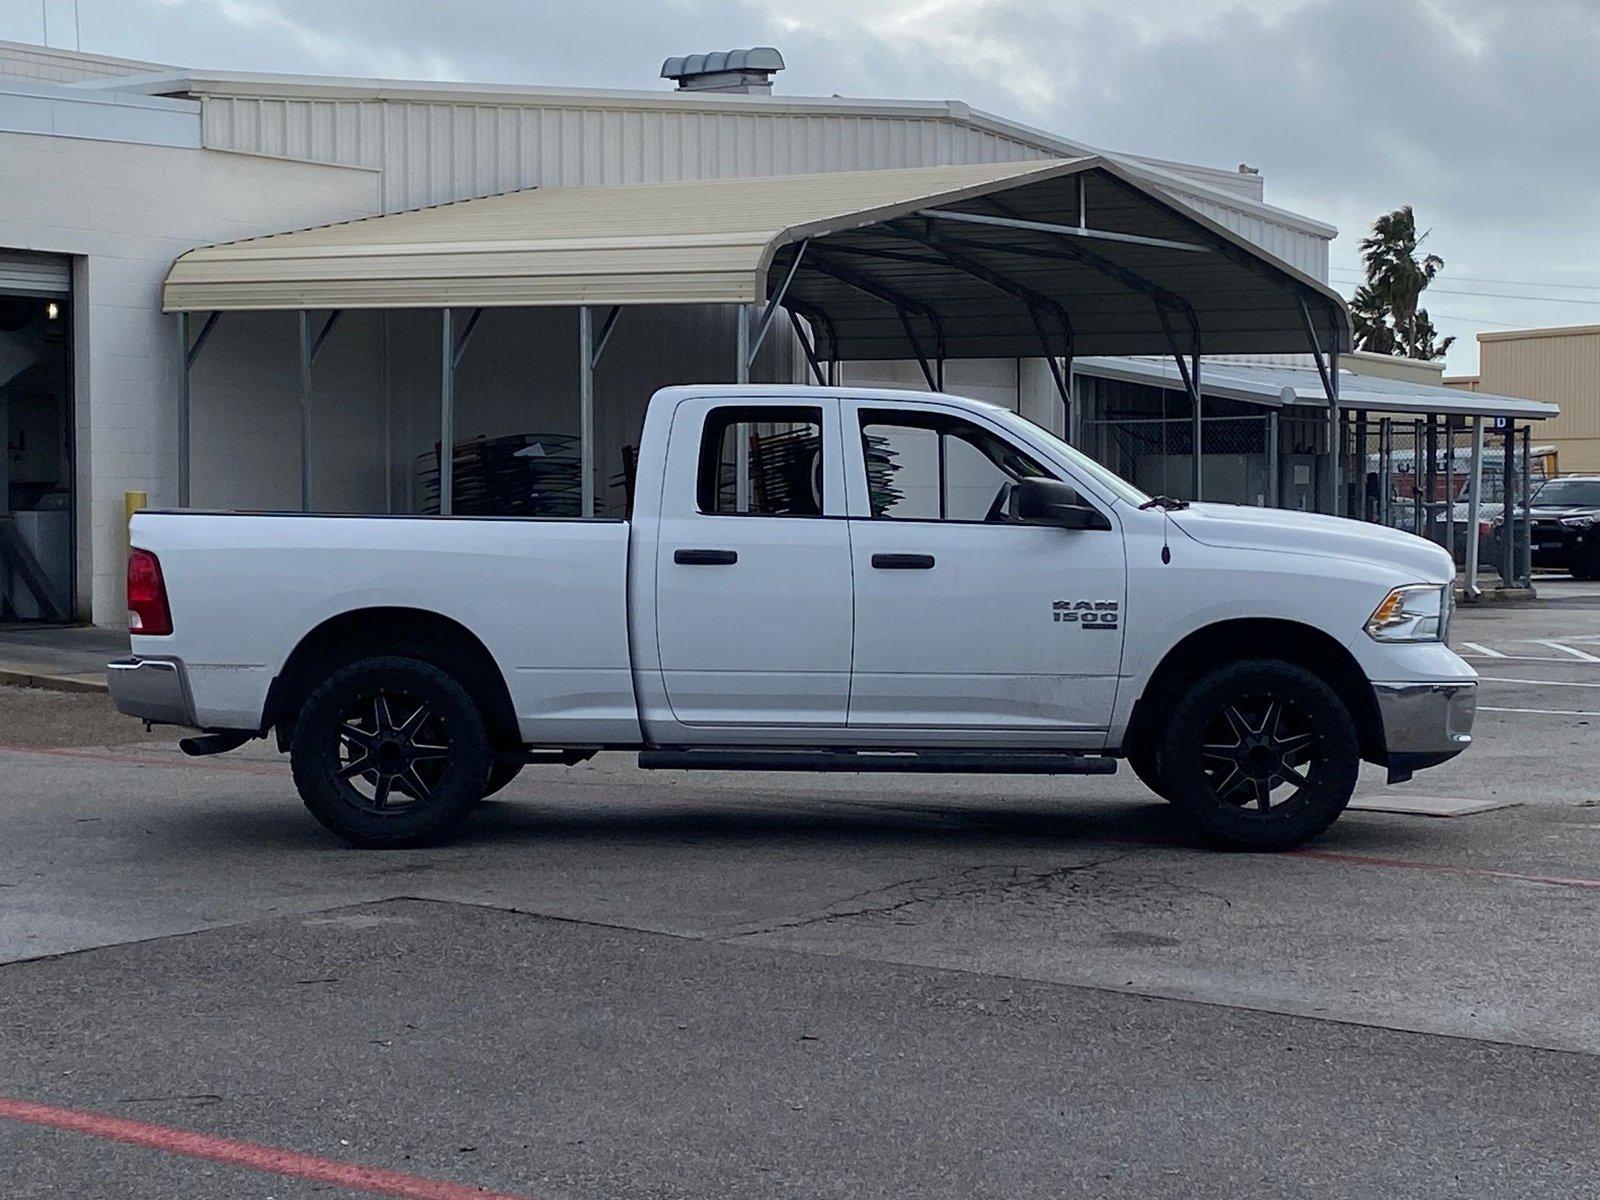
[0,38,1526,624]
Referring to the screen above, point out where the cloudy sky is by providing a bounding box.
[8,0,1598,372]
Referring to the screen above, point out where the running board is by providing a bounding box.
[637,749,1116,775]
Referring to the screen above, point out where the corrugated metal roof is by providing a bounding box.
[163,156,1351,359]
[1074,356,1559,420]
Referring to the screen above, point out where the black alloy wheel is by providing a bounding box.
[291,656,491,847]
[1159,659,1358,851]
[336,690,453,815]
[1199,695,1318,814]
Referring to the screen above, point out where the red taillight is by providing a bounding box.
[127,548,172,636]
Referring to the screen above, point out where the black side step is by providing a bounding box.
[637,749,1116,775]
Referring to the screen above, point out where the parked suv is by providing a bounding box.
[1495,476,1600,580]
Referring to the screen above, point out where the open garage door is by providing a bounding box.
[0,250,73,623]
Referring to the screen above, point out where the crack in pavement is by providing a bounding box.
[720,855,1140,939]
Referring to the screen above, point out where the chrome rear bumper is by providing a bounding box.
[106,657,196,727]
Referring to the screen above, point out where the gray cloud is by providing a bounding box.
[10,0,1600,369]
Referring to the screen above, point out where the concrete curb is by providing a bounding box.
[1456,586,1539,605]
[0,668,108,695]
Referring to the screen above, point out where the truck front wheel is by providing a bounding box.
[1158,659,1358,851]
[290,656,492,848]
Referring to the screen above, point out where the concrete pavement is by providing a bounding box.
[2,583,1599,1196]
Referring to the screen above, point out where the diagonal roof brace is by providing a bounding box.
[881,219,1075,409]
[803,247,948,369]
[881,220,1075,356]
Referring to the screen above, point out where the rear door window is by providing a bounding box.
[697,406,826,517]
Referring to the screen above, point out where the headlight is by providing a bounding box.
[1366,584,1449,643]
[1561,515,1596,528]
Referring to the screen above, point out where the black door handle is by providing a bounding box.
[674,548,739,565]
[871,553,935,570]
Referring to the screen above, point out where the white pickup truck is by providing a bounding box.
[110,384,1476,851]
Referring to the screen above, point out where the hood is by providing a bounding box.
[1168,502,1454,583]
[1529,506,1600,519]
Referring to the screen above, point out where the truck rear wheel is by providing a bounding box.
[290,656,491,848]
[1158,659,1357,851]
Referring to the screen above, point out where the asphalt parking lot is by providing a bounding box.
[4,582,1600,1198]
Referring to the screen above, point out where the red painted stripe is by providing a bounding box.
[1296,849,1600,891]
[0,1097,535,1200]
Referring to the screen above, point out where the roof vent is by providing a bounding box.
[661,47,785,94]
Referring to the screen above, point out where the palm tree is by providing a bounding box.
[1350,206,1455,360]
[1349,283,1395,356]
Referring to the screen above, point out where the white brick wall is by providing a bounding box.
[0,130,380,624]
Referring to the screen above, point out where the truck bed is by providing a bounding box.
[128,512,640,743]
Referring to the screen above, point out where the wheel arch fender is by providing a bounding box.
[264,607,519,752]
[1124,618,1383,764]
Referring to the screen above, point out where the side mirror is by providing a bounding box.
[1015,477,1111,531]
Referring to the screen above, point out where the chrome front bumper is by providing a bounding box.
[1373,680,1476,775]
[106,657,197,727]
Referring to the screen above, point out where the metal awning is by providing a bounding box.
[163,156,1349,360]
[1073,356,1559,421]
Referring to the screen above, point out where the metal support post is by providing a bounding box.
[1422,416,1438,544]
[735,305,751,510]
[177,310,219,508]
[1444,416,1456,562]
[1378,417,1392,526]
[1156,304,1202,500]
[1300,300,1340,515]
[1464,416,1484,598]
[294,309,341,513]
[1413,419,1425,537]
[177,312,191,508]
[1266,408,1279,508]
[736,303,751,386]
[1191,349,1203,500]
[1521,425,1533,587]
[1354,411,1368,521]
[1327,348,1341,515]
[579,306,596,519]
[439,309,454,516]
[298,310,313,512]
[1500,424,1515,585]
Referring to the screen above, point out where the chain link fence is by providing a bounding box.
[1348,416,1545,587]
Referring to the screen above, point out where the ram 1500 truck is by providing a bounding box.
[109,385,1476,851]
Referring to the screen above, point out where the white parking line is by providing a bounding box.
[1458,651,1585,663]
[1479,676,1600,688]
[1480,705,1600,717]
[1529,640,1600,663]
[1461,641,1507,658]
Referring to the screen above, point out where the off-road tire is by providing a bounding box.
[290,656,491,848]
[1159,659,1358,851]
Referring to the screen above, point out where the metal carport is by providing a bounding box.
[1071,355,1561,595]
[163,156,1352,515]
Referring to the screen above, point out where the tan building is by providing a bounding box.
[1447,325,1600,473]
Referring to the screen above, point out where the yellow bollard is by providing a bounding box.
[124,490,147,560]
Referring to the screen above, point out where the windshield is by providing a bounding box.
[1532,479,1600,508]
[983,405,1152,506]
